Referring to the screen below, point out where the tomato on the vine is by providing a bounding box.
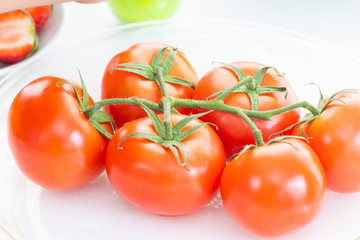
[294,89,360,193]
[102,42,199,129]
[220,139,326,237]
[105,114,226,216]
[8,76,112,190]
[193,62,300,159]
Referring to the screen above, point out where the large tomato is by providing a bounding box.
[8,76,112,190]
[294,89,360,193]
[220,139,326,237]
[193,62,300,159]
[102,42,199,129]
[105,114,226,216]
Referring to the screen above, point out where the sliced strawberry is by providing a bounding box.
[25,5,52,30]
[0,10,38,64]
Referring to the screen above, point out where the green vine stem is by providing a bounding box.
[83,52,321,147]
[162,97,173,140]
[155,67,168,97]
[168,98,319,121]
[169,97,266,145]
[101,48,319,148]
[88,93,319,147]
[85,98,170,114]
[214,76,253,101]
[260,101,319,118]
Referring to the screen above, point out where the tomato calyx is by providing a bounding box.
[229,144,257,161]
[207,62,287,122]
[119,97,213,169]
[113,46,195,91]
[274,88,355,138]
[58,71,115,139]
[267,135,308,145]
[230,135,308,161]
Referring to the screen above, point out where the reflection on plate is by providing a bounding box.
[0,5,64,78]
[1,20,360,240]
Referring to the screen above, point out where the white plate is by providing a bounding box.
[1,19,360,240]
[0,5,64,78]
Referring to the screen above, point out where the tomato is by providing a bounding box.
[8,76,112,190]
[294,89,360,193]
[220,139,326,237]
[105,114,226,216]
[193,62,300,159]
[108,0,181,23]
[102,42,199,129]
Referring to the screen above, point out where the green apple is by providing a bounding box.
[108,0,181,23]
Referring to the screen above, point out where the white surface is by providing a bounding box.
[0,5,64,78]
[58,0,360,58]
[3,1,360,77]
[176,0,360,58]
[1,20,360,240]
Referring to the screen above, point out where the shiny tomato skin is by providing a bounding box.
[8,76,111,190]
[193,62,300,159]
[220,139,326,237]
[106,114,226,216]
[294,90,360,193]
[102,42,199,129]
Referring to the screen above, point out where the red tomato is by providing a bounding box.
[294,89,360,193]
[193,62,300,159]
[106,114,226,216]
[220,139,326,237]
[102,42,199,129]
[8,76,112,190]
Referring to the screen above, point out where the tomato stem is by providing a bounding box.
[167,98,319,146]
[90,95,319,146]
[86,98,168,113]
[162,97,173,140]
[260,101,320,118]
[168,97,265,146]
[215,77,253,101]
[155,67,168,97]
[57,79,114,140]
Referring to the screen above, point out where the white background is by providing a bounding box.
[59,0,360,58]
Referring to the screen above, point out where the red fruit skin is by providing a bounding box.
[193,62,300,159]
[102,42,199,129]
[0,10,37,64]
[25,5,52,30]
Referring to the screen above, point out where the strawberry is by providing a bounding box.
[25,5,52,30]
[0,10,38,64]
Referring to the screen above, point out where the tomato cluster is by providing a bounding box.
[7,41,360,238]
